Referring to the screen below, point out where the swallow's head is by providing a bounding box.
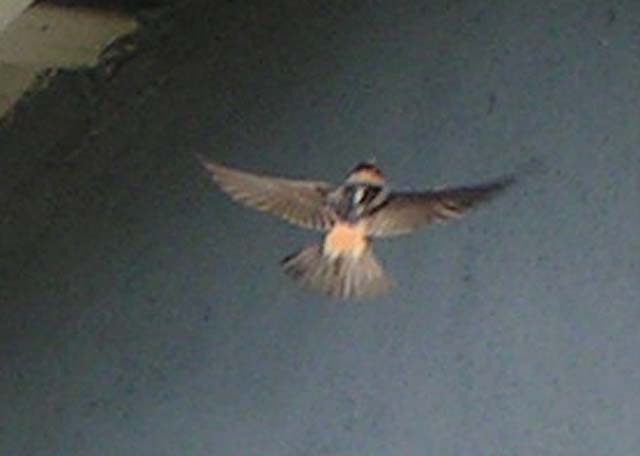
[345,162,386,186]
[334,162,389,221]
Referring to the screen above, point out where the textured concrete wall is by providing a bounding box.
[0,3,137,119]
[1,1,639,455]
[0,0,33,32]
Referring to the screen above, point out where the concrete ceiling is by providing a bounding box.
[0,0,137,120]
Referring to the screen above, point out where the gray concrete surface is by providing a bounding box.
[2,0,639,454]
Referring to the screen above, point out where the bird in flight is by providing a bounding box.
[200,158,513,300]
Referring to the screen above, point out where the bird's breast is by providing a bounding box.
[323,222,368,259]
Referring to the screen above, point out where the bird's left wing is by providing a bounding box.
[201,159,336,230]
[363,177,514,237]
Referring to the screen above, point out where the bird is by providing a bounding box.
[200,157,514,300]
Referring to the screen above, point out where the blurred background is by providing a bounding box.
[1,1,639,454]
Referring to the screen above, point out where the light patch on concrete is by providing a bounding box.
[0,0,34,32]
[0,3,138,121]
[0,63,45,120]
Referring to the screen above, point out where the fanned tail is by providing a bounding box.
[281,244,392,300]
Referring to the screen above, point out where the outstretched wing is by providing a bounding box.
[200,158,336,230]
[363,177,514,237]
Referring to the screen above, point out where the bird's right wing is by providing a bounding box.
[200,158,336,230]
[363,177,514,237]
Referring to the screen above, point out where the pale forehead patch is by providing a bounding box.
[348,168,386,185]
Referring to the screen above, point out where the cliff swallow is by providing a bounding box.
[201,158,513,300]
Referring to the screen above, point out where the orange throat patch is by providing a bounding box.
[324,222,368,258]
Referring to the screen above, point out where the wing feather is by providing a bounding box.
[364,177,514,237]
[201,158,336,230]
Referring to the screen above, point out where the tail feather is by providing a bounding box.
[281,244,392,299]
